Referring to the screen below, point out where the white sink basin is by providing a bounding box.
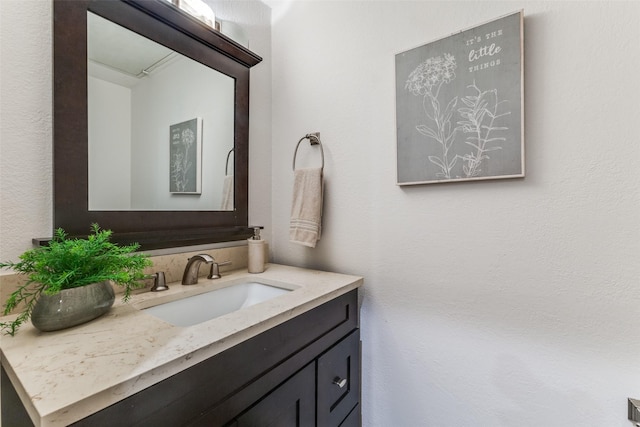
[142,281,292,327]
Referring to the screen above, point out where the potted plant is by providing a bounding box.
[0,224,152,335]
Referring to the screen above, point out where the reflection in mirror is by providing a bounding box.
[87,12,234,211]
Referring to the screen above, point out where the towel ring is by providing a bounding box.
[225,148,234,175]
[292,133,324,171]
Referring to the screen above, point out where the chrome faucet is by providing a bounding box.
[182,254,214,285]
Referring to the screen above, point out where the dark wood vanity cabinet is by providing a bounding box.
[2,290,360,426]
[1,290,361,427]
[18,288,360,427]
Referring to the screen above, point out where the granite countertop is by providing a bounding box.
[0,264,363,427]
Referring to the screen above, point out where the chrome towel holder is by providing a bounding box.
[225,148,233,175]
[292,132,324,171]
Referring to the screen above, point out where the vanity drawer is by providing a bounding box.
[317,329,361,426]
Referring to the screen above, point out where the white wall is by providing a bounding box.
[0,0,52,260]
[88,76,132,210]
[269,1,640,426]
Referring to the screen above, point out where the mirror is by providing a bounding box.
[53,0,261,249]
[87,12,235,211]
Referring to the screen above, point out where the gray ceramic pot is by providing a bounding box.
[31,281,115,332]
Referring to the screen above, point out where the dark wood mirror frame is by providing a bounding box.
[51,0,262,250]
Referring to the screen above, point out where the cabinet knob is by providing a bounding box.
[333,377,347,388]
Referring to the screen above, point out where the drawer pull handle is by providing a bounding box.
[333,377,347,388]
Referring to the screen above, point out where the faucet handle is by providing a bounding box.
[208,261,232,280]
[150,272,169,291]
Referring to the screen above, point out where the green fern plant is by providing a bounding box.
[0,224,152,336]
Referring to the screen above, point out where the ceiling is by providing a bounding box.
[87,12,176,86]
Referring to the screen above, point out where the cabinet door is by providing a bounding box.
[317,330,361,426]
[235,363,315,427]
[339,403,361,427]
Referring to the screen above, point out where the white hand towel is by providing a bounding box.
[221,175,234,210]
[290,168,323,247]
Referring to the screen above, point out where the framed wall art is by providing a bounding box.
[169,117,202,194]
[395,11,524,185]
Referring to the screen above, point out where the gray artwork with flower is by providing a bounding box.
[395,11,523,184]
[170,118,199,193]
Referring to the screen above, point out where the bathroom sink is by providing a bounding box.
[142,281,292,327]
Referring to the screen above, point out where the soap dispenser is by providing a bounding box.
[248,226,266,273]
